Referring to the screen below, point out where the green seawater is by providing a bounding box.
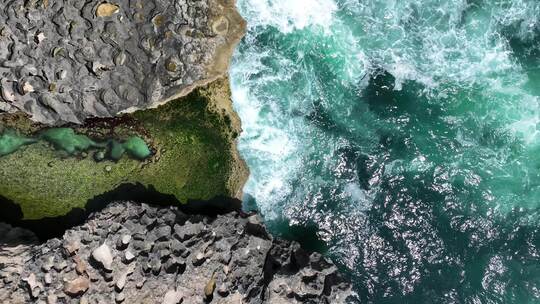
[0,131,36,156]
[0,128,151,161]
[231,0,540,302]
[41,128,102,154]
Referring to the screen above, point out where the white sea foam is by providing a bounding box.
[230,0,540,298]
[238,0,338,33]
[344,183,372,211]
[230,47,301,217]
[232,0,540,220]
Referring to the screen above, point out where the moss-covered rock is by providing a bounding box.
[0,79,248,220]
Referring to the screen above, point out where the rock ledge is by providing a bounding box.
[0,0,246,125]
[0,202,355,303]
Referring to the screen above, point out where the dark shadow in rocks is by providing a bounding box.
[242,192,259,213]
[0,195,88,242]
[181,196,242,216]
[0,182,242,242]
[267,218,328,254]
[0,222,39,246]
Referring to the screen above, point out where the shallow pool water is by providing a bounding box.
[0,128,151,161]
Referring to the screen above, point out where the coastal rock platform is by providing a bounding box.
[0,202,355,303]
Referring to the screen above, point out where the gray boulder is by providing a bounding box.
[0,0,245,125]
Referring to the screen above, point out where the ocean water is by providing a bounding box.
[230,0,540,302]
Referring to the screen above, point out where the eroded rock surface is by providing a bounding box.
[0,78,249,220]
[0,0,245,125]
[0,202,355,303]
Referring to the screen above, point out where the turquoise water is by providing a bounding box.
[0,128,151,161]
[231,0,540,302]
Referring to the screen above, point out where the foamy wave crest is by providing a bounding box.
[230,50,301,218]
[232,0,540,218]
[237,0,337,33]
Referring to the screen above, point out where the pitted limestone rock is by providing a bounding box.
[0,202,356,303]
[0,0,245,125]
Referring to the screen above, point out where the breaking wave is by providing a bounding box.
[231,0,540,302]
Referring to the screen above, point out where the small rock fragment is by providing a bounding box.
[141,214,156,227]
[52,47,64,58]
[104,271,114,282]
[116,272,127,291]
[136,278,146,289]
[57,70,67,80]
[23,273,41,298]
[21,82,34,94]
[115,292,125,303]
[150,259,162,274]
[164,257,182,274]
[204,272,217,300]
[124,250,135,263]
[65,241,80,255]
[96,3,120,17]
[92,243,114,271]
[94,151,105,162]
[74,255,87,274]
[174,221,204,241]
[53,260,67,272]
[153,226,172,241]
[1,80,15,102]
[35,32,45,43]
[64,276,90,297]
[246,214,270,239]
[162,290,182,304]
[193,251,206,266]
[117,234,131,250]
[46,294,57,304]
[91,61,107,75]
[114,52,127,65]
[217,283,230,297]
[42,256,54,272]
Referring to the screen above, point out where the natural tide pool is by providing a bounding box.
[0,128,151,161]
[231,0,540,302]
[0,81,244,220]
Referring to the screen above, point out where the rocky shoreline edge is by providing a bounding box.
[0,201,356,303]
[0,1,356,303]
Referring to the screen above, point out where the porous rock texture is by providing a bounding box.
[0,0,245,125]
[0,202,355,303]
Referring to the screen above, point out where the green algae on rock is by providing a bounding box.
[0,79,248,219]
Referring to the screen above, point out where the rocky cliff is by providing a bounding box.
[0,78,249,221]
[0,0,248,220]
[0,1,355,303]
[0,202,355,303]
